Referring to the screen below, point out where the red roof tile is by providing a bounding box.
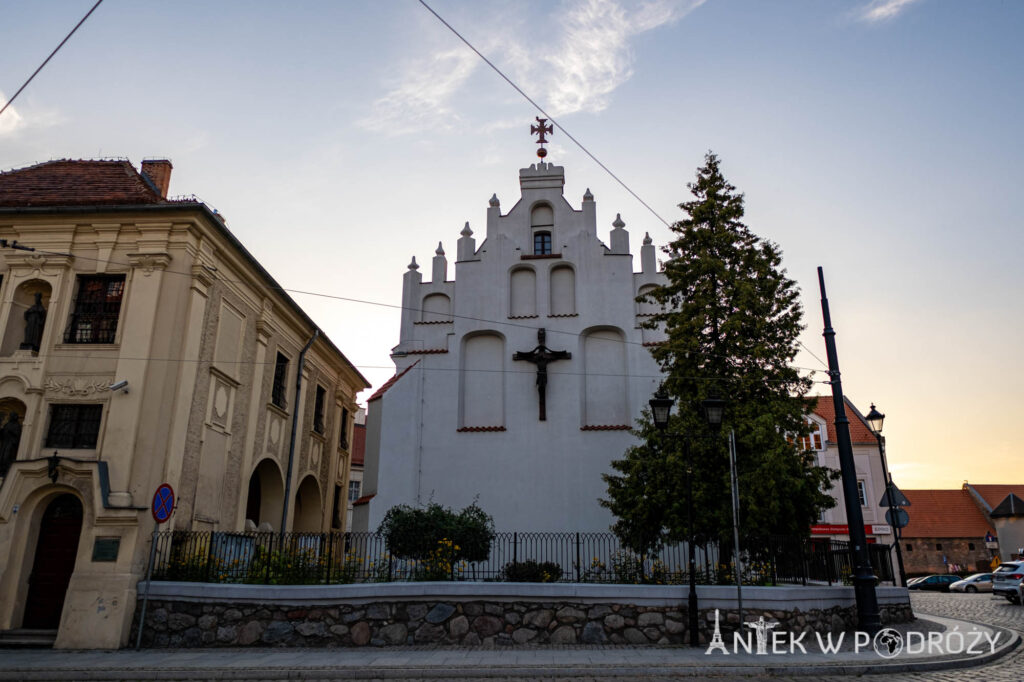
[965,484,1024,511]
[351,423,366,467]
[0,159,172,207]
[811,396,879,446]
[901,489,995,539]
[367,361,419,402]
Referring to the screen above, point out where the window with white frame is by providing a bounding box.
[348,479,361,503]
[857,480,867,506]
[800,418,825,451]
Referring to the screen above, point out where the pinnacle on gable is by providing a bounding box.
[489,193,500,207]
[408,256,419,271]
[436,242,445,255]
[612,213,625,229]
[583,188,593,201]
[643,232,652,245]
[461,221,473,236]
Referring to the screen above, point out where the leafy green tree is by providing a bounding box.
[602,152,837,553]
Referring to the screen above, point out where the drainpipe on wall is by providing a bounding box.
[280,329,319,538]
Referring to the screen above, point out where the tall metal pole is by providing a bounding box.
[686,437,699,647]
[877,435,907,586]
[729,429,743,625]
[817,267,881,633]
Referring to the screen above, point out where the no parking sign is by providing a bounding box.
[151,483,174,524]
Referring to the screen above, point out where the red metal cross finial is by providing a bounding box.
[530,117,553,158]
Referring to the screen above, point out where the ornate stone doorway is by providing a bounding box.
[23,494,83,629]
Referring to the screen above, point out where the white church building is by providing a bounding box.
[354,157,668,532]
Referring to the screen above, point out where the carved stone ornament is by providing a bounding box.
[45,377,113,396]
[2,252,73,277]
[127,252,171,276]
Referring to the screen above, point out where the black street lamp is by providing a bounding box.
[649,390,699,647]
[865,403,907,587]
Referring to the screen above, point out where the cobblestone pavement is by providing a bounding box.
[757,592,1024,682]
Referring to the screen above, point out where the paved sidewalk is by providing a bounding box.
[0,614,1018,680]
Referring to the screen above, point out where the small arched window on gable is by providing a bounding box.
[531,204,554,255]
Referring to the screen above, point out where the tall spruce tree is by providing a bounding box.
[602,152,836,554]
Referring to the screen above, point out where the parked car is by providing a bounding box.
[906,576,926,586]
[950,573,993,593]
[907,574,960,592]
[992,561,1024,603]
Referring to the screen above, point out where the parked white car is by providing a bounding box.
[992,561,1024,603]
[949,573,993,593]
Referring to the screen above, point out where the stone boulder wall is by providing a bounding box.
[132,584,913,648]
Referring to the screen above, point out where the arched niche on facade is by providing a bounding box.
[245,458,284,530]
[421,293,452,322]
[460,331,505,428]
[293,474,323,533]
[2,279,52,356]
[509,267,536,317]
[0,397,27,478]
[637,284,660,316]
[530,203,554,255]
[549,264,576,316]
[581,327,628,426]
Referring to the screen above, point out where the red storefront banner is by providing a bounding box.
[811,524,877,536]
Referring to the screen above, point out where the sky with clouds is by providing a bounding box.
[1,0,1021,490]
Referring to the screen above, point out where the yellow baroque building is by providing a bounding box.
[0,159,369,648]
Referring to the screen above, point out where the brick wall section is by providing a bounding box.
[902,537,995,575]
[133,599,913,648]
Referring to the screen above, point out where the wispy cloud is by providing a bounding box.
[0,92,24,137]
[360,0,704,135]
[359,47,479,135]
[0,91,64,138]
[857,0,922,23]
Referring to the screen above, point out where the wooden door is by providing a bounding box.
[23,494,83,629]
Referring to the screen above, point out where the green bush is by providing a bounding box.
[378,501,495,566]
[501,560,563,583]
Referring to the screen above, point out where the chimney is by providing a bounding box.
[141,159,173,198]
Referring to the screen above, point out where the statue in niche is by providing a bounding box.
[20,292,47,352]
[0,412,22,477]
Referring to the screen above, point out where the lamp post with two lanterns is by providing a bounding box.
[648,390,726,647]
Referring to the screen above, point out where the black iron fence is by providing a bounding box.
[150,530,895,587]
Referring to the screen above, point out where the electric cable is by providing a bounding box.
[0,0,104,120]
[417,0,672,229]
[3,241,825,377]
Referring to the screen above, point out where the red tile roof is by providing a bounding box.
[367,361,419,402]
[0,159,172,207]
[901,489,995,539]
[811,396,879,446]
[965,484,1024,511]
[351,423,366,467]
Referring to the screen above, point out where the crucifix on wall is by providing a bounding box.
[513,328,571,421]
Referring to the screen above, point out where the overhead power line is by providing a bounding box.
[5,241,824,377]
[0,0,104,120]
[417,0,672,229]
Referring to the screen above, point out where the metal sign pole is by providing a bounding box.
[135,523,159,650]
